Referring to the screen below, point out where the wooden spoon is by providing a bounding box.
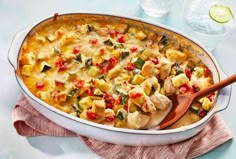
[158,74,236,129]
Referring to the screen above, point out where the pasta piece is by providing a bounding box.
[21,65,34,77]
[127,111,150,129]
[158,57,171,80]
[150,91,172,111]
[166,49,187,64]
[171,73,189,87]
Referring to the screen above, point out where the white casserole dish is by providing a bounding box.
[8,13,232,146]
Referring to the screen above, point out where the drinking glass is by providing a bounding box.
[184,0,236,51]
[140,0,175,17]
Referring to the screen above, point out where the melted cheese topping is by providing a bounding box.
[18,19,214,129]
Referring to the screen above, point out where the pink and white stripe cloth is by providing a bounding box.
[12,95,233,159]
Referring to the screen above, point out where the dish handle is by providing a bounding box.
[213,69,232,113]
[8,28,30,70]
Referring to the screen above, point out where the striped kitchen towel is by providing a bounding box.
[12,95,233,159]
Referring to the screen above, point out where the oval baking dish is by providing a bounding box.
[8,13,232,146]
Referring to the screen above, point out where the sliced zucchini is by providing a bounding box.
[85,58,93,68]
[159,35,168,45]
[40,61,51,72]
[116,108,127,120]
[120,93,128,105]
[121,51,129,59]
[103,39,113,46]
[74,54,82,63]
[93,88,103,96]
[67,89,78,98]
[190,105,200,114]
[134,57,145,69]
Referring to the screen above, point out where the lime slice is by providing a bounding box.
[209,4,234,23]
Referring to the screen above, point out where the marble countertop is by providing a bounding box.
[1,0,236,158]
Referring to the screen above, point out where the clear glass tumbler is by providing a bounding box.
[140,0,175,17]
[184,0,236,51]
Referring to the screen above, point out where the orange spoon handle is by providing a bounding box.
[193,74,236,100]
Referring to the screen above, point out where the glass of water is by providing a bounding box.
[140,0,175,17]
[184,0,236,51]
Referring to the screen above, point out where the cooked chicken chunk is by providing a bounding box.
[150,91,172,111]
[141,61,159,77]
[163,77,177,95]
[127,111,150,129]
[158,57,171,80]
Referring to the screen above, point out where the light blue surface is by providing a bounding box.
[0,0,236,158]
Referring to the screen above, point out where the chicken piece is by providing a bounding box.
[141,61,159,77]
[158,57,171,80]
[127,111,150,129]
[166,49,187,64]
[163,77,177,95]
[142,97,156,112]
[21,65,34,77]
[115,24,128,34]
[20,52,35,65]
[92,100,106,118]
[150,91,172,111]
[128,87,156,112]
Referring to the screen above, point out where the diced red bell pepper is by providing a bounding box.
[106,56,118,71]
[86,88,93,96]
[55,57,67,72]
[105,115,115,122]
[103,93,115,109]
[108,30,118,37]
[124,104,128,112]
[73,46,80,54]
[35,82,45,89]
[74,79,84,89]
[206,92,215,101]
[89,38,98,45]
[55,81,63,86]
[130,47,137,53]
[56,31,63,37]
[87,111,97,120]
[117,34,125,43]
[179,84,194,94]
[99,48,105,55]
[198,109,207,118]
[108,56,117,65]
[114,97,121,105]
[185,68,192,79]
[204,66,209,77]
[125,62,135,71]
[129,93,142,99]
[105,103,114,109]
[149,57,159,65]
